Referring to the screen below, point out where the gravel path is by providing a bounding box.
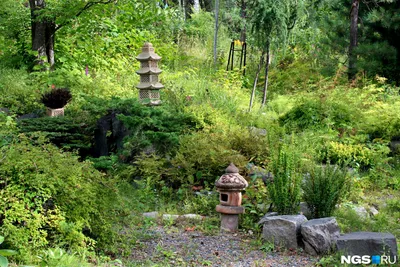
[130,226,318,266]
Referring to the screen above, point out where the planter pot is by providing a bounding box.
[46,107,64,117]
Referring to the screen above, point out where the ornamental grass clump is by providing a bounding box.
[302,164,351,219]
[41,88,72,109]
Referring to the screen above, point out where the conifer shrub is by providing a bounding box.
[267,147,302,214]
[302,164,351,219]
[18,116,93,155]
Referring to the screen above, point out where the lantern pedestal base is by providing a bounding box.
[46,107,64,117]
[220,214,239,232]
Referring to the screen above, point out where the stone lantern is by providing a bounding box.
[215,163,248,232]
[136,42,164,105]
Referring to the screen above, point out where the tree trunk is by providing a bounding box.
[193,0,200,13]
[348,0,359,81]
[249,54,264,112]
[261,42,270,107]
[29,0,55,69]
[240,0,246,43]
[213,0,220,66]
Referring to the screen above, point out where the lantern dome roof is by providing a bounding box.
[215,163,248,190]
[136,82,164,90]
[136,42,161,61]
[136,67,162,75]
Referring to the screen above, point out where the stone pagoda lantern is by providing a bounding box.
[215,163,248,232]
[136,42,164,105]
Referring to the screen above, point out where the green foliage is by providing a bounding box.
[0,236,17,267]
[17,116,93,153]
[302,164,351,218]
[269,58,323,95]
[0,130,118,262]
[183,11,215,42]
[248,0,304,49]
[36,248,92,267]
[242,179,269,230]
[362,99,400,140]
[334,205,372,233]
[268,145,301,214]
[0,68,42,115]
[117,100,200,156]
[279,99,353,132]
[322,140,390,171]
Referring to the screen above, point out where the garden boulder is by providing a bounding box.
[301,217,340,255]
[337,232,398,257]
[259,215,307,249]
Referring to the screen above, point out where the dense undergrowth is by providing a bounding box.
[0,2,400,267]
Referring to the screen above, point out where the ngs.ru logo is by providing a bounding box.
[341,255,398,265]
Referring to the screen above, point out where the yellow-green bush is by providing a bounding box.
[0,115,118,262]
[0,68,42,114]
[324,141,390,170]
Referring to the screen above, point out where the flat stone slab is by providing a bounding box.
[143,211,159,219]
[301,217,340,255]
[337,232,398,257]
[259,215,307,250]
[143,212,203,221]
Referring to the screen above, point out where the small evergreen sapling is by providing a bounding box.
[302,164,350,219]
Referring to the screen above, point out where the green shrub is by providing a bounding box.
[362,101,400,140]
[118,100,200,157]
[131,126,269,188]
[279,99,353,132]
[241,179,269,230]
[0,68,42,114]
[0,130,117,261]
[322,140,390,170]
[302,164,351,218]
[18,116,93,154]
[334,205,372,233]
[268,146,302,214]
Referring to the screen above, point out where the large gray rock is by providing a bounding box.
[337,232,398,257]
[353,206,369,219]
[301,217,340,255]
[259,215,308,250]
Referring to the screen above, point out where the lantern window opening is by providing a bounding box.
[150,61,158,68]
[150,91,160,99]
[221,193,229,202]
[141,75,150,83]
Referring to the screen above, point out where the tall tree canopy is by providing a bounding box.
[1,0,116,68]
[247,0,303,106]
[314,0,400,83]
